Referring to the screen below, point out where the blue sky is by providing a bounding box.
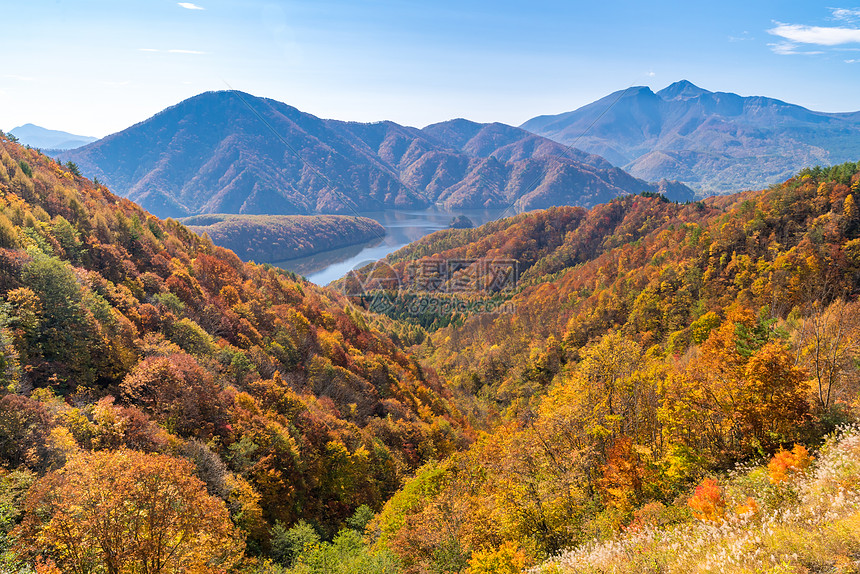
[1,1,859,137]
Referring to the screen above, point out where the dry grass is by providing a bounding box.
[534,427,860,574]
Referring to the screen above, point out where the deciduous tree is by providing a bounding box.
[15,449,243,573]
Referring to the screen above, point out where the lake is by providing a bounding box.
[272,207,508,286]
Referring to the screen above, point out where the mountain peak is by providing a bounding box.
[657,80,710,101]
[9,123,97,150]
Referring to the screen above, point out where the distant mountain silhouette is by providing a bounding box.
[10,123,97,150]
[59,91,693,218]
[521,80,860,194]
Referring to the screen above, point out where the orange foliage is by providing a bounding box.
[15,449,243,573]
[735,496,759,517]
[688,477,726,522]
[599,436,644,511]
[768,444,813,484]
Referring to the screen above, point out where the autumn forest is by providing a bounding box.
[1,127,860,574]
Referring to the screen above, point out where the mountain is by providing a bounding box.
[58,91,693,218]
[344,161,860,408]
[9,123,97,150]
[0,133,469,554]
[5,116,860,572]
[345,161,860,571]
[521,80,860,194]
[181,213,385,263]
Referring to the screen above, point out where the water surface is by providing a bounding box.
[273,208,506,285]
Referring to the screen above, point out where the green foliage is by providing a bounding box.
[690,311,720,345]
[346,504,374,532]
[0,305,22,392]
[64,161,80,177]
[271,520,321,567]
[21,253,94,383]
[0,470,35,549]
[50,216,80,262]
[170,317,217,357]
[284,528,401,574]
[152,291,185,314]
[17,161,32,178]
[638,190,671,202]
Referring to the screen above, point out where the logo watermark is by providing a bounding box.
[342,258,519,317]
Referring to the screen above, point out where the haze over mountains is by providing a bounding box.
[10,123,97,151]
[59,91,693,219]
[521,80,860,194]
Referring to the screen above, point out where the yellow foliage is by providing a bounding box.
[466,541,528,574]
[47,426,79,457]
[735,496,759,518]
[226,473,267,539]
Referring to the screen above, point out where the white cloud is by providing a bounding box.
[1,74,35,81]
[767,41,823,55]
[178,2,204,9]
[846,58,860,62]
[768,23,860,45]
[768,41,797,55]
[832,8,860,21]
[728,31,752,42]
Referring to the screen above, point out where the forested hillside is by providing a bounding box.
[4,118,860,574]
[342,161,860,573]
[182,213,385,264]
[0,133,468,571]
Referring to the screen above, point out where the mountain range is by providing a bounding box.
[9,123,97,150]
[4,109,860,573]
[521,80,860,194]
[58,91,693,219]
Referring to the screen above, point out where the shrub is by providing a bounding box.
[18,161,32,178]
[688,477,726,522]
[768,444,813,484]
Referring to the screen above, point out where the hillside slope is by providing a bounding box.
[58,91,693,218]
[344,162,860,572]
[0,133,469,559]
[182,213,385,264]
[349,162,860,407]
[522,80,860,194]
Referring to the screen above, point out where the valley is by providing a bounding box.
[2,59,860,574]
[276,207,505,285]
[3,124,860,572]
[7,0,860,571]
[180,213,386,266]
